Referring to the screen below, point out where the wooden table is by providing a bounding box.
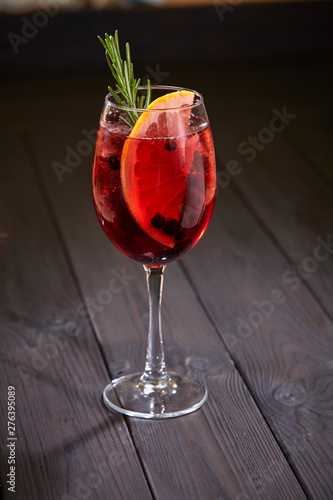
[1,61,333,499]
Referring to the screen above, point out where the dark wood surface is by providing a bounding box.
[1,57,333,500]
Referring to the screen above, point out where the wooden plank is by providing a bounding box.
[0,126,153,499]
[218,115,333,317]
[248,59,333,188]
[202,71,333,318]
[286,108,333,187]
[184,184,333,498]
[26,85,307,499]
[179,80,333,496]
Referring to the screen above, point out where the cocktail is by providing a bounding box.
[92,32,216,418]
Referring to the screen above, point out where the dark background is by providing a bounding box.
[1,1,333,82]
[1,3,333,499]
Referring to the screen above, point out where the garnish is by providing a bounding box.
[98,31,151,127]
[120,90,195,248]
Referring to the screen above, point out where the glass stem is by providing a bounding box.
[140,265,169,385]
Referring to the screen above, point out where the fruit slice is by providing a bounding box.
[121,91,195,247]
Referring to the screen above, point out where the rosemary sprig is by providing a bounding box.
[98,31,151,127]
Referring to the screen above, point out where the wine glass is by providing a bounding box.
[92,85,216,419]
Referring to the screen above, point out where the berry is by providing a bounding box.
[165,141,177,152]
[163,219,181,236]
[151,213,167,229]
[175,231,185,241]
[108,156,120,171]
[106,110,120,123]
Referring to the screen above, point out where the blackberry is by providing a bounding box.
[163,219,181,236]
[106,110,120,123]
[165,141,177,152]
[175,231,185,241]
[151,213,167,229]
[108,156,120,171]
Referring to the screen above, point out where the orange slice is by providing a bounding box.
[121,91,195,247]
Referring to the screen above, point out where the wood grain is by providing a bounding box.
[180,66,333,497]
[182,60,333,323]
[24,83,306,499]
[286,109,333,188]
[2,60,332,499]
[0,126,153,500]
[184,185,333,497]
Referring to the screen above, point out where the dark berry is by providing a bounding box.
[165,141,177,152]
[106,110,120,123]
[108,156,120,171]
[175,231,185,241]
[151,213,167,229]
[163,219,181,236]
[193,94,201,104]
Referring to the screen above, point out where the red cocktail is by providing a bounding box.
[93,90,216,266]
[93,33,216,419]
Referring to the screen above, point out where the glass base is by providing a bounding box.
[103,372,207,419]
